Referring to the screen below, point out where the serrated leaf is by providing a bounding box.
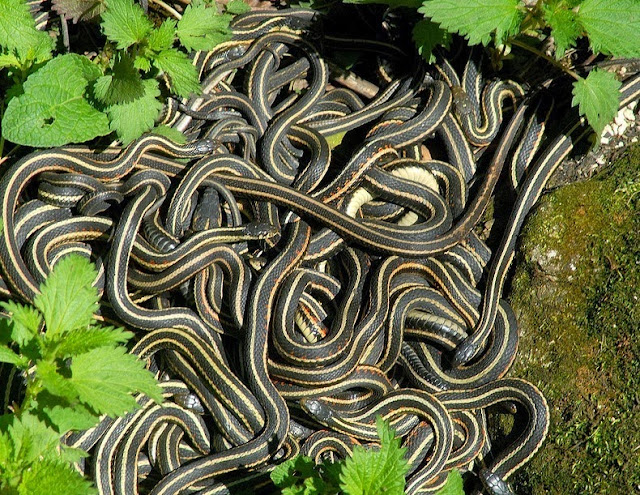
[93,52,144,105]
[59,445,90,464]
[148,19,177,53]
[55,326,133,357]
[435,469,464,495]
[543,1,582,58]
[2,54,110,147]
[37,392,98,433]
[0,300,42,346]
[8,413,61,464]
[18,458,97,495]
[413,18,450,63]
[572,69,622,135]
[0,53,21,70]
[101,0,153,50]
[36,361,79,400]
[134,55,151,71]
[0,346,24,366]
[226,0,250,14]
[419,0,523,46]
[52,0,106,23]
[70,346,162,417]
[34,254,99,338]
[577,0,640,57]
[340,418,409,495]
[0,430,12,463]
[0,0,54,63]
[153,49,201,97]
[176,0,232,52]
[152,125,187,144]
[106,78,163,144]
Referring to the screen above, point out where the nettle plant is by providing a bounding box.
[0,254,162,493]
[0,0,248,150]
[344,0,640,137]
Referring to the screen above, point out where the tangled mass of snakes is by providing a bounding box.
[1,7,639,495]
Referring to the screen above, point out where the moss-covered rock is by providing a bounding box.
[506,143,640,494]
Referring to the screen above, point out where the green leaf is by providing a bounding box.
[176,0,232,52]
[56,325,133,357]
[339,418,409,495]
[572,69,622,135]
[153,49,201,97]
[0,300,42,347]
[34,254,99,338]
[2,54,110,147]
[0,0,53,63]
[226,0,250,14]
[93,52,145,105]
[70,345,162,417]
[0,346,24,366]
[36,361,79,400]
[106,78,163,144]
[8,413,61,464]
[543,1,582,58]
[59,445,90,464]
[134,55,152,71]
[435,469,465,495]
[101,0,153,50]
[419,0,523,46]
[148,19,177,53]
[0,53,22,70]
[18,458,97,495]
[152,125,187,144]
[413,18,451,63]
[577,0,640,57]
[37,392,98,433]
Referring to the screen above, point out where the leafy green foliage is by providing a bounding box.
[0,254,162,493]
[105,78,163,143]
[0,0,53,65]
[271,417,409,495]
[340,417,409,495]
[435,469,465,495]
[418,0,523,45]
[0,0,242,147]
[412,18,450,63]
[413,0,640,137]
[101,0,153,49]
[153,49,201,97]
[177,0,232,52]
[34,254,99,338]
[577,0,640,57]
[572,69,622,136]
[2,54,111,147]
[542,1,581,58]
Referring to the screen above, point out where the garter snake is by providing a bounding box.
[1,7,639,494]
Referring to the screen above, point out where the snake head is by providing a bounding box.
[243,222,279,240]
[193,138,218,155]
[451,341,479,368]
[300,398,333,422]
[479,468,515,495]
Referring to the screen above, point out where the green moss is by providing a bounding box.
[506,144,640,494]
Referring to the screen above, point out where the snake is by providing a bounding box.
[1,6,639,495]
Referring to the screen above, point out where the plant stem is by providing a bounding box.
[149,0,182,19]
[511,38,580,80]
